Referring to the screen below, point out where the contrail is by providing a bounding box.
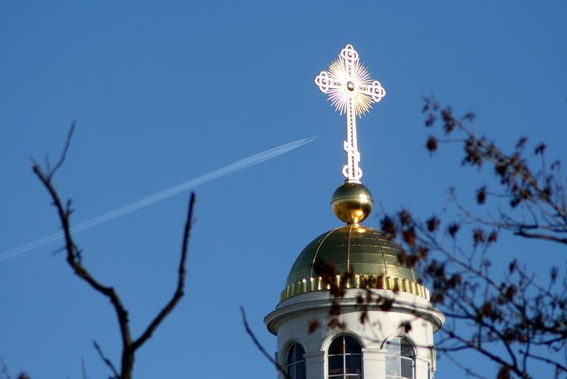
[0,136,316,262]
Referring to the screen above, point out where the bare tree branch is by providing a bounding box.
[241,307,290,379]
[312,99,567,379]
[33,125,196,379]
[371,98,567,378]
[513,230,567,244]
[133,192,195,350]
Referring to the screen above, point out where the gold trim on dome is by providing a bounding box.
[280,274,430,302]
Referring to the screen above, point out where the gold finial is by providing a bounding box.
[331,181,374,224]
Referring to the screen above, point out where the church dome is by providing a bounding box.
[280,224,429,302]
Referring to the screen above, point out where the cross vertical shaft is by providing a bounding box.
[345,96,361,181]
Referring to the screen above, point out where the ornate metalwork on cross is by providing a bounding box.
[315,44,386,183]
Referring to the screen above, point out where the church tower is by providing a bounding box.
[265,45,444,379]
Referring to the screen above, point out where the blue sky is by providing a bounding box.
[1,1,566,378]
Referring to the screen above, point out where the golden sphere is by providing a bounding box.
[331,181,374,224]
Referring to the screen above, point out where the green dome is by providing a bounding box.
[280,224,428,301]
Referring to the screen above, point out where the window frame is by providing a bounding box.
[286,342,306,379]
[384,336,416,379]
[327,334,363,379]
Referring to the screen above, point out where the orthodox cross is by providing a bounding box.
[315,44,386,183]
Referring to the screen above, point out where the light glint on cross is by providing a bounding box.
[315,44,386,183]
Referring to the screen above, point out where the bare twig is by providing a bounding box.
[93,341,118,378]
[81,357,89,379]
[241,307,290,379]
[443,352,490,379]
[48,121,75,180]
[1,359,12,379]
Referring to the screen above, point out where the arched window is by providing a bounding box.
[328,335,363,378]
[287,343,306,379]
[385,337,415,379]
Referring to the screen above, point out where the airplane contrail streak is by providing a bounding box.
[0,136,316,262]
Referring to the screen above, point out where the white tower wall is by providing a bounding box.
[266,290,443,379]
